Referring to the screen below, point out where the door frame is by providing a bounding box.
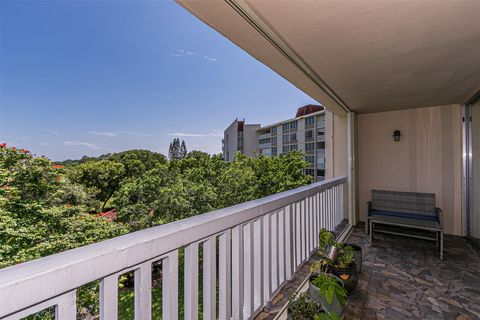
[463,91,480,238]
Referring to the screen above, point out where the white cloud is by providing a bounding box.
[170,49,196,57]
[167,130,223,138]
[204,55,217,62]
[44,128,59,135]
[36,76,49,81]
[39,142,48,147]
[88,131,117,137]
[63,141,100,149]
[119,131,152,137]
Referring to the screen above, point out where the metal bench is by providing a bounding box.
[366,189,443,260]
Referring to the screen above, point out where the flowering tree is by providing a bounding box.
[0,143,128,268]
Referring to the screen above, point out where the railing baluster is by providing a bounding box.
[253,219,263,312]
[219,231,232,320]
[232,225,244,320]
[55,290,76,320]
[262,214,271,303]
[242,222,253,318]
[100,274,118,320]
[184,242,199,320]
[135,262,152,320]
[203,236,217,320]
[270,213,278,291]
[285,204,293,280]
[278,210,285,284]
[163,251,179,320]
[295,202,301,268]
[302,200,307,261]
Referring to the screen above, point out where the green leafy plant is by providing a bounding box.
[311,274,347,307]
[334,245,354,269]
[317,228,335,256]
[314,312,343,320]
[287,292,322,320]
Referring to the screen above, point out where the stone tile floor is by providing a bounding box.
[256,224,480,320]
[344,225,480,320]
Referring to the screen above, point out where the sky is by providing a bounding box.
[0,0,318,161]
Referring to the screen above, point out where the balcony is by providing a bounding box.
[3,1,480,319]
[259,142,271,149]
[0,177,348,320]
[258,133,271,140]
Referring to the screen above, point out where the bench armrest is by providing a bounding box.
[367,201,372,216]
[436,207,443,226]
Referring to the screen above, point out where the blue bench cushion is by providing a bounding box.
[368,210,438,222]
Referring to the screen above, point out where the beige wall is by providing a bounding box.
[357,105,463,235]
[325,111,348,179]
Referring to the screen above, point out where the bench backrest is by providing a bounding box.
[371,189,436,217]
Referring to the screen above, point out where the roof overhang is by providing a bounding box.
[177,0,480,116]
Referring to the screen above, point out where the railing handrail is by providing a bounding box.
[0,176,346,317]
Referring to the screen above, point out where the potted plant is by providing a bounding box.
[318,228,336,257]
[308,272,346,316]
[309,261,347,316]
[330,245,358,295]
[345,243,362,273]
[287,292,325,320]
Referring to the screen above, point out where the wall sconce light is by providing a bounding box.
[393,130,401,142]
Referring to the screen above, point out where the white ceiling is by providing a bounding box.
[178,0,480,115]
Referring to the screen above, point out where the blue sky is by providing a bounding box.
[0,0,317,161]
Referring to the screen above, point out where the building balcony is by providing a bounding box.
[258,133,271,140]
[259,142,271,149]
[316,120,326,129]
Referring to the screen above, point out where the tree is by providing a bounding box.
[0,144,128,268]
[114,165,217,230]
[180,140,187,159]
[109,149,167,178]
[168,138,187,160]
[67,160,126,210]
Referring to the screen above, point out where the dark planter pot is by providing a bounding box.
[308,274,344,316]
[346,243,363,273]
[331,263,358,295]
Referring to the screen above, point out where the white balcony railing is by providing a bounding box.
[258,133,271,140]
[0,176,347,320]
[316,120,326,128]
[259,143,271,149]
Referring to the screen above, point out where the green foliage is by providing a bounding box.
[311,274,347,306]
[67,160,126,210]
[169,138,187,160]
[114,164,217,230]
[317,228,335,257]
[0,144,128,269]
[314,312,343,320]
[287,293,321,320]
[114,151,310,231]
[334,244,354,269]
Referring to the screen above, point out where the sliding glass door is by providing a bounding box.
[466,96,480,242]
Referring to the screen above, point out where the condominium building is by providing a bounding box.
[222,105,327,181]
[222,119,261,162]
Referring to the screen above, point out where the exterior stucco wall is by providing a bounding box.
[244,124,261,157]
[357,105,463,235]
[325,111,348,179]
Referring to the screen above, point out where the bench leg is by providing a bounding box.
[369,221,373,245]
[440,231,444,260]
